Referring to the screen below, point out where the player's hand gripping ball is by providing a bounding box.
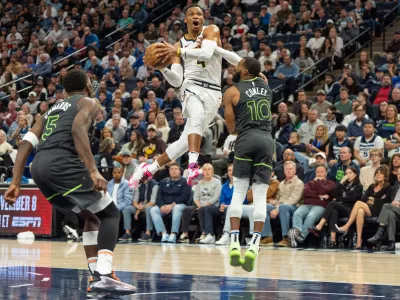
[144,42,174,69]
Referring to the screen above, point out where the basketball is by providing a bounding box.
[144,42,174,69]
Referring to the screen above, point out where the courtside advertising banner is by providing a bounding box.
[0,187,52,236]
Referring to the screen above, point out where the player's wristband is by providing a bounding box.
[176,47,181,57]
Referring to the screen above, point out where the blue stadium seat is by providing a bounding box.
[287,33,302,43]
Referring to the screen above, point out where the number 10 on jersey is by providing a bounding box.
[246,100,271,121]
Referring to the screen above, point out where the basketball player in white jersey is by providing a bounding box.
[129,4,242,189]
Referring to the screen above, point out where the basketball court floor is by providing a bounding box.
[1,239,400,299]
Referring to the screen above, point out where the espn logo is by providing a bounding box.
[11,217,42,228]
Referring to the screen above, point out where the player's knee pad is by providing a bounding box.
[95,201,120,222]
[82,231,98,246]
[229,177,250,219]
[252,182,269,222]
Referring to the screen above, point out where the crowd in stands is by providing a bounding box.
[0,0,399,250]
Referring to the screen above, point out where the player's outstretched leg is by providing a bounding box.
[228,177,250,267]
[242,183,268,272]
[87,198,136,296]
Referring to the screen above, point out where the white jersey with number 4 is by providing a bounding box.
[179,26,222,86]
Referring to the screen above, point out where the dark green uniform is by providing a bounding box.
[232,77,274,184]
[31,94,102,213]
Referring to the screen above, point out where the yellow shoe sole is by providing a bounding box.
[229,249,243,267]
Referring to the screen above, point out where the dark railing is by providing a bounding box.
[295,27,372,92]
[382,3,400,52]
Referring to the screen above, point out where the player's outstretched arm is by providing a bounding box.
[223,86,240,134]
[5,117,44,204]
[72,97,107,192]
[214,47,242,66]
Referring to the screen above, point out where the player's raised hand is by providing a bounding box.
[258,72,268,84]
[90,170,108,193]
[156,42,179,63]
[4,184,20,206]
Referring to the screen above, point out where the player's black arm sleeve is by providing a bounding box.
[10,117,44,186]
[71,97,98,174]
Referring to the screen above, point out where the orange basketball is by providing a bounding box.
[144,42,174,69]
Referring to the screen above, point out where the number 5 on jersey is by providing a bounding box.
[246,100,271,121]
[42,115,60,141]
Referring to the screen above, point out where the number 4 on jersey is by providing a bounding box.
[42,115,60,141]
[197,60,206,68]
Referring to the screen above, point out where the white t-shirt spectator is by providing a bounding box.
[354,134,384,160]
[306,36,325,56]
[259,54,277,71]
[119,55,136,67]
[111,183,119,204]
[26,101,40,114]
[102,55,120,68]
[6,32,23,42]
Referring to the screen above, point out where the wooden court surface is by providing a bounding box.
[2,239,400,286]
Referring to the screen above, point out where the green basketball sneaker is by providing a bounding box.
[229,241,243,267]
[242,244,259,272]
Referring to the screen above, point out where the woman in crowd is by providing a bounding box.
[389,154,400,185]
[146,111,156,126]
[308,167,363,248]
[294,49,314,86]
[198,164,234,245]
[281,14,298,34]
[296,124,329,171]
[9,89,22,107]
[329,28,344,69]
[97,137,115,180]
[267,15,281,35]
[119,58,134,81]
[376,101,388,128]
[317,38,335,69]
[273,112,295,147]
[377,105,398,139]
[180,164,222,244]
[307,124,330,156]
[337,165,392,248]
[355,51,375,78]
[295,102,309,129]
[155,113,170,144]
[343,75,359,97]
[119,83,130,100]
[20,104,33,126]
[132,98,143,114]
[121,131,145,158]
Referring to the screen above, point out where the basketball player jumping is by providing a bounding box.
[129,4,242,189]
[4,70,136,296]
[223,57,274,272]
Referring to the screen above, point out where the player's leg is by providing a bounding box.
[242,136,273,272]
[228,176,250,267]
[129,94,207,189]
[70,192,136,295]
